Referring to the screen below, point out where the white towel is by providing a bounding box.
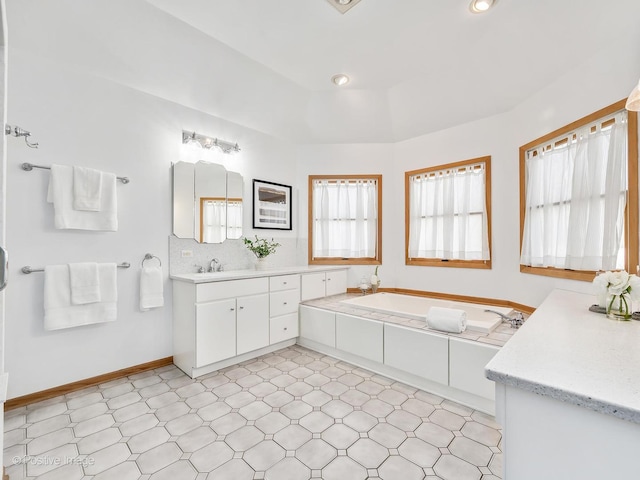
[68,262,100,305]
[47,164,118,231]
[44,263,117,330]
[73,166,103,211]
[140,266,164,311]
[425,306,467,333]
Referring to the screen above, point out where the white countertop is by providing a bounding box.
[170,265,348,283]
[485,289,640,424]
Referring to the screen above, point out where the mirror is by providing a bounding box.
[172,161,244,243]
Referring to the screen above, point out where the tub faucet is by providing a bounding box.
[209,258,222,272]
[485,309,525,329]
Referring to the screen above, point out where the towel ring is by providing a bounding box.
[141,253,161,268]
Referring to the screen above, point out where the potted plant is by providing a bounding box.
[243,236,281,269]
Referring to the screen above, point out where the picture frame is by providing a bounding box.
[252,179,292,230]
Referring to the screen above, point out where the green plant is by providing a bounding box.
[243,236,281,259]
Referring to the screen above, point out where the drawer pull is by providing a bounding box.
[284,327,288,331]
[239,306,244,310]
[283,302,288,305]
[230,308,235,311]
[283,282,287,285]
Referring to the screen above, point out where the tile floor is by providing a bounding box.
[3,345,503,480]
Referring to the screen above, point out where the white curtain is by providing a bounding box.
[312,179,377,258]
[202,200,226,243]
[408,163,489,260]
[226,200,243,240]
[520,111,628,271]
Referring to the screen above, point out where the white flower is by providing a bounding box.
[370,274,379,285]
[607,270,631,295]
[592,273,609,295]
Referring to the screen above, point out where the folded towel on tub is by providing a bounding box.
[140,265,164,311]
[68,262,100,305]
[425,306,467,333]
[44,263,117,330]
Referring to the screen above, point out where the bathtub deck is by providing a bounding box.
[340,292,510,333]
[304,293,519,347]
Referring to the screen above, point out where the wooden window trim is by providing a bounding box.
[404,156,492,269]
[519,99,639,282]
[308,174,382,265]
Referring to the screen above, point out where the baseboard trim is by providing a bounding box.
[345,287,536,314]
[5,356,173,411]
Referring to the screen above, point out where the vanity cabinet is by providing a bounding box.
[269,274,300,345]
[195,299,236,367]
[384,323,449,385]
[301,270,347,301]
[449,337,498,400]
[236,294,269,355]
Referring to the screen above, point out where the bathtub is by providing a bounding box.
[340,292,513,333]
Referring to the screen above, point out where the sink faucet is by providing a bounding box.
[209,258,222,272]
[485,309,525,329]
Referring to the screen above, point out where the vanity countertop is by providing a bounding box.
[171,265,348,283]
[485,289,640,424]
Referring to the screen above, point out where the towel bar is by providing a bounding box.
[22,263,131,274]
[21,162,130,184]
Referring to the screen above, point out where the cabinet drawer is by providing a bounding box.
[270,289,300,317]
[270,313,299,344]
[270,274,300,292]
[197,277,268,303]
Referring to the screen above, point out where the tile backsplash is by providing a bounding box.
[169,236,307,275]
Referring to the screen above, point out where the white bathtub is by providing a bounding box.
[340,292,513,333]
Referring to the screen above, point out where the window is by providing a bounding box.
[405,157,491,269]
[308,175,382,265]
[519,99,638,281]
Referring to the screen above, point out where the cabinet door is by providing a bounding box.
[326,270,347,297]
[237,294,270,355]
[384,324,449,385]
[196,299,236,367]
[299,305,336,347]
[449,337,499,400]
[270,312,299,344]
[336,314,383,363]
[300,273,327,301]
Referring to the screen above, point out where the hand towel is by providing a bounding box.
[47,164,118,231]
[425,306,467,333]
[73,166,103,211]
[140,265,164,311]
[44,263,117,330]
[68,262,100,305]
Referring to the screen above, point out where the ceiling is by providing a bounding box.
[8,0,640,144]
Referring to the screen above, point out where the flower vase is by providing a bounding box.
[255,257,269,271]
[606,292,632,321]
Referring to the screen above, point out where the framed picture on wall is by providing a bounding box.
[252,179,293,230]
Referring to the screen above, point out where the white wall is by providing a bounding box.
[5,47,298,398]
[297,44,640,308]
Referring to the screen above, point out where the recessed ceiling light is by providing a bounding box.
[326,0,361,14]
[331,74,350,86]
[469,0,495,14]
[337,0,352,4]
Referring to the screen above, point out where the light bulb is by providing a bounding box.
[331,74,350,86]
[469,0,494,14]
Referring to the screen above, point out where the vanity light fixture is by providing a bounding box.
[626,79,640,111]
[331,74,350,86]
[469,0,495,14]
[182,130,241,154]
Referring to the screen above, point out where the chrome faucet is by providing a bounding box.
[485,309,525,329]
[209,258,222,272]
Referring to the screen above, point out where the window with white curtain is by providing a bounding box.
[309,175,381,265]
[201,198,226,243]
[405,157,491,268]
[520,100,638,281]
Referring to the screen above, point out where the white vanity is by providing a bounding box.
[171,266,347,378]
[486,289,640,479]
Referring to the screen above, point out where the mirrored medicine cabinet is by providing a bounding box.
[172,161,244,243]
